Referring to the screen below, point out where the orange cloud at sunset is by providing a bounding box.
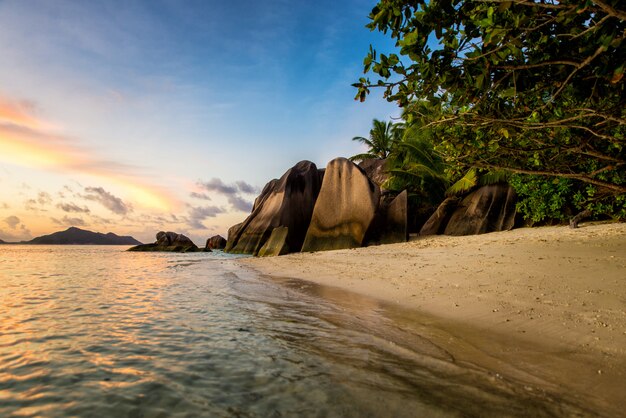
[0,97,50,130]
[0,94,178,212]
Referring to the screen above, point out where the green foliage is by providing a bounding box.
[509,175,576,223]
[445,168,510,196]
[384,123,449,205]
[446,168,478,196]
[509,174,626,223]
[354,0,626,195]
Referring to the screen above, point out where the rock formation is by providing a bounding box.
[302,158,381,252]
[128,231,205,252]
[419,197,461,236]
[225,160,323,255]
[421,184,517,236]
[224,223,244,252]
[365,190,408,245]
[257,227,290,257]
[358,158,389,189]
[205,235,227,250]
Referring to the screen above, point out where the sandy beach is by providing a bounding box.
[242,222,626,415]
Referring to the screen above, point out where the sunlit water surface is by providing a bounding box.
[0,246,596,417]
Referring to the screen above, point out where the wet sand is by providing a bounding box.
[241,222,626,416]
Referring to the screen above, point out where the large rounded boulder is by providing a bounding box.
[419,196,461,236]
[225,161,323,255]
[443,184,517,235]
[302,158,381,252]
[420,184,517,237]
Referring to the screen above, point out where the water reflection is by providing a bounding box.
[0,246,607,417]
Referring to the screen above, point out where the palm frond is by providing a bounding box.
[446,169,478,196]
[478,170,510,186]
[395,141,438,167]
[348,153,380,163]
[388,164,446,180]
[351,136,376,149]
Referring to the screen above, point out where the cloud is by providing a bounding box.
[4,215,20,229]
[190,192,212,200]
[0,215,31,241]
[90,215,113,225]
[187,205,224,229]
[51,216,86,227]
[1,202,9,209]
[57,202,90,213]
[198,178,237,195]
[0,96,46,130]
[227,195,253,212]
[82,186,131,215]
[197,177,257,212]
[236,181,258,194]
[0,228,31,242]
[197,178,259,196]
[37,191,52,205]
[0,94,177,211]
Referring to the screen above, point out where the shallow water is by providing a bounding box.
[0,246,600,417]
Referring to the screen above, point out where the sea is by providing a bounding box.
[0,245,600,417]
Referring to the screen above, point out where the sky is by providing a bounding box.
[0,0,399,244]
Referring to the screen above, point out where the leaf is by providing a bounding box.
[611,65,624,84]
[446,169,478,196]
[501,87,516,98]
[479,170,510,185]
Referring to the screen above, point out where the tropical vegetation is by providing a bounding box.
[351,0,625,223]
[349,119,400,162]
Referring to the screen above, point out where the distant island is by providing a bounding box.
[23,227,142,245]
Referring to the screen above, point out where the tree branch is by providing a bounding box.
[474,163,626,193]
[592,0,626,21]
[496,60,580,70]
[473,0,571,10]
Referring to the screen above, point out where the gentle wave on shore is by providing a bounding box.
[0,245,598,417]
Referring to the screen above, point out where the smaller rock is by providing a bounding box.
[381,190,408,244]
[364,190,408,245]
[257,227,290,257]
[206,235,227,250]
[128,231,204,252]
[358,158,389,188]
[420,197,461,236]
[443,184,517,235]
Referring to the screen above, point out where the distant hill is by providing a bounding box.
[0,238,5,244]
[27,227,142,245]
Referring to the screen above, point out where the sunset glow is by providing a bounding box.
[0,0,397,244]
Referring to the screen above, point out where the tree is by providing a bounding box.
[353,0,626,194]
[383,111,449,204]
[349,118,400,161]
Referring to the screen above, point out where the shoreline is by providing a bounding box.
[240,222,626,415]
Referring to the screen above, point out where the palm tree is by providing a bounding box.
[384,123,449,204]
[349,119,400,162]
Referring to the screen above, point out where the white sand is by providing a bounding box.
[241,222,626,414]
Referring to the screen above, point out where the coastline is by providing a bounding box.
[240,222,626,415]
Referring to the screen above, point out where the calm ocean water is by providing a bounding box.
[0,246,596,417]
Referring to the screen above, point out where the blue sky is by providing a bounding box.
[0,0,399,243]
